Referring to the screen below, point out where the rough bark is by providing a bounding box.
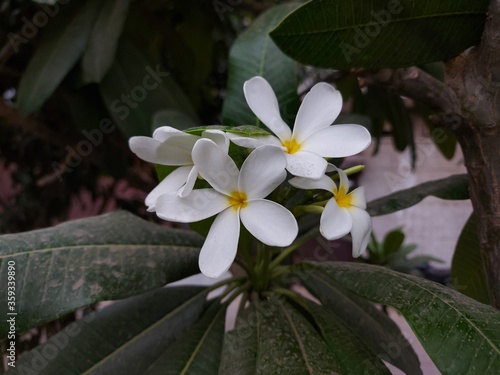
[445,0,500,308]
[361,0,500,308]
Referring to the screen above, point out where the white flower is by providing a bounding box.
[129,126,228,211]
[155,139,298,278]
[228,76,371,179]
[289,167,371,257]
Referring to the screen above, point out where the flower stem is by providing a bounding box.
[343,164,365,177]
[224,281,252,306]
[291,204,324,217]
[269,287,308,310]
[269,226,320,270]
[206,276,247,293]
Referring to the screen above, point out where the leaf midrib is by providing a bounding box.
[280,304,314,374]
[273,11,486,37]
[322,265,500,355]
[179,306,225,375]
[0,244,200,259]
[82,289,207,374]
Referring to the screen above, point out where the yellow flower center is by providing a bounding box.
[228,191,248,210]
[335,187,353,208]
[282,138,301,154]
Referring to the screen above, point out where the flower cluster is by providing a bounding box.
[130,76,372,277]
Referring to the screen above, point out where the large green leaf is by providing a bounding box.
[270,0,489,69]
[0,211,202,335]
[144,300,227,374]
[99,39,198,137]
[305,301,391,374]
[297,270,422,375]
[299,262,500,375]
[220,298,341,374]
[81,0,131,83]
[219,304,258,375]
[451,213,491,305]
[222,3,299,127]
[10,287,208,375]
[367,174,469,216]
[17,0,100,113]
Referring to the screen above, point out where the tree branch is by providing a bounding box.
[360,67,460,126]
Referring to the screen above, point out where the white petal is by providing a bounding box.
[226,134,283,149]
[145,166,192,211]
[349,207,372,257]
[178,166,199,197]
[129,135,195,165]
[293,83,342,141]
[129,136,162,164]
[349,186,366,209]
[152,126,185,142]
[239,145,287,199]
[329,165,349,194]
[320,199,352,240]
[240,200,298,246]
[156,133,199,164]
[192,139,239,195]
[155,189,229,222]
[243,76,292,141]
[301,125,371,158]
[199,208,240,278]
[289,174,335,193]
[203,130,229,153]
[285,151,327,179]
[325,163,336,173]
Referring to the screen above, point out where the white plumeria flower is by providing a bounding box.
[155,139,298,278]
[129,126,228,211]
[228,76,371,179]
[289,167,371,257]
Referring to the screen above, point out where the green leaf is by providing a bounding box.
[270,0,489,69]
[305,301,391,374]
[219,304,258,375]
[451,213,491,305]
[0,211,202,335]
[16,0,100,113]
[81,0,131,83]
[184,125,270,137]
[383,228,405,257]
[144,299,227,374]
[10,287,208,375]
[367,174,469,216]
[220,297,341,374]
[296,269,422,375]
[301,262,500,375]
[426,121,457,160]
[152,109,199,133]
[386,94,414,155]
[64,85,128,179]
[99,38,198,137]
[222,3,299,127]
[352,85,388,153]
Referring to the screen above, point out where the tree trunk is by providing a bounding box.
[445,1,500,307]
